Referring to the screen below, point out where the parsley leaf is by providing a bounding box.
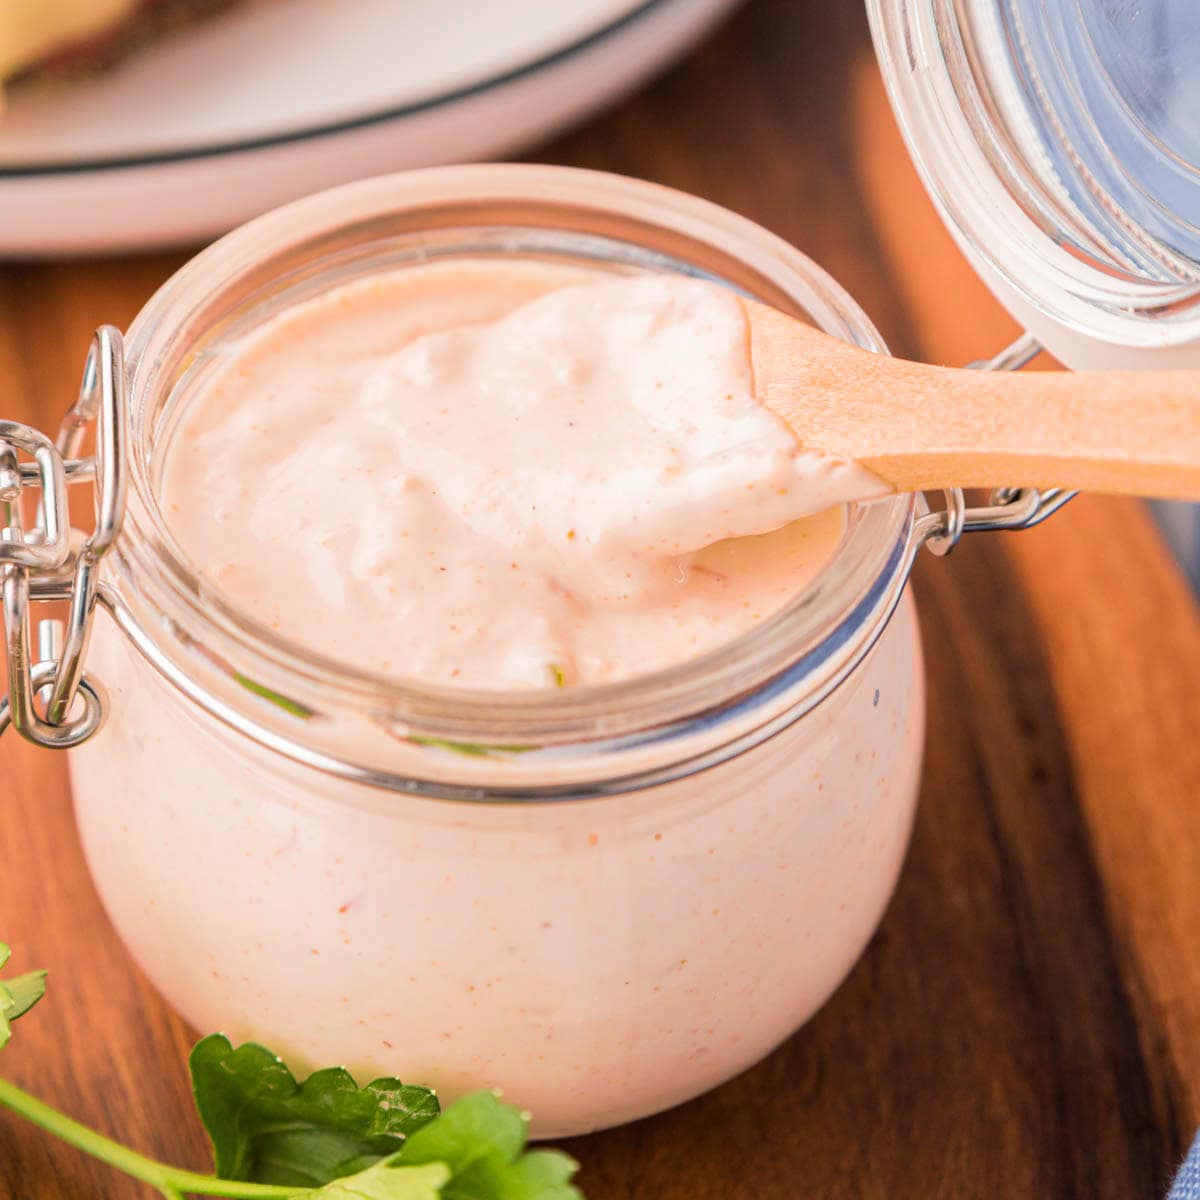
[232,673,316,720]
[190,1034,440,1187]
[406,738,536,758]
[398,1092,582,1200]
[308,1158,450,1200]
[0,942,47,1053]
[0,938,587,1199]
[498,1151,583,1200]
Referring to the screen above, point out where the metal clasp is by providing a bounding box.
[0,327,127,747]
[916,333,1077,556]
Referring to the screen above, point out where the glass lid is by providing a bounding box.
[867,0,1200,368]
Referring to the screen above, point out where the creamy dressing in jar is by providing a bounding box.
[63,165,928,1137]
[162,260,879,689]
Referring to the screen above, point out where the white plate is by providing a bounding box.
[0,0,740,254]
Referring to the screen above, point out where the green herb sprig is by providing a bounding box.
[0,941,582,1200]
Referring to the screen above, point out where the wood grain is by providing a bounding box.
[2,1,1199,1197]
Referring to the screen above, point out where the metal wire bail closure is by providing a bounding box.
[915,334,1077,557]
[0,327,127,747]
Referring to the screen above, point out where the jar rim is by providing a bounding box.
[104,164,917,798]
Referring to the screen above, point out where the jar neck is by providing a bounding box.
[104,165,916,799]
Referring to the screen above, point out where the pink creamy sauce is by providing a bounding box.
[163,260,880,687]
[74,256,924,1136]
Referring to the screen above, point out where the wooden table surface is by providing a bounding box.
[3,1,1200,1197]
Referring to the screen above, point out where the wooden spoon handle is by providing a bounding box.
[745,301,1200,501]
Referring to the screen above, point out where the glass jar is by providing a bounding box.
[0,165,1063,1137]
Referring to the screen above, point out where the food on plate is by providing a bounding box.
[1,0,236,89]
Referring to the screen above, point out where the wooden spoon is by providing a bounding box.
[741,299,1200,501]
